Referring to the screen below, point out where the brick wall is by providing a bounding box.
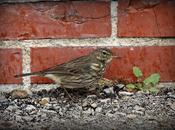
[0,0,175,91]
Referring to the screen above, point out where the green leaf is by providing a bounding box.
[126,84,136,89]
[143,73,160,86]
[133,66,143,78]
[149,87,159,94]
[135,83,143,90]
[141,88,148,93]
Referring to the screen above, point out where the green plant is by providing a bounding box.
[126,66,160,94]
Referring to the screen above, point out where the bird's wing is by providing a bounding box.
[41,56,91,75]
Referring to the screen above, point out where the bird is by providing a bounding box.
[15,48,118,91]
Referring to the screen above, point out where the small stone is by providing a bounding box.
[10,89,32,99]
[86,95,97,99]
[25,105,36,112]
[52,104,60,110]
[82,101,88,107]
[0,94,7,102]
[106,112,114,117]
[115,112,127,116]
[83,108,95,116]
[41,109,57,114]
[15,109,23,115]
[134,106,145,111]
[6,105,18,112]
[103,87,115,95]
[39,97,50,106]
[22,116,34,121]
[95,107,102,113]
[0,95,9,110]
[15,115,22,122]
[37,110,47,118]
[127,114,137,118]
[168,102,175,110]
[167,93,175,99]
[100,98,111,103]
[58,111,64,116]
[135,91,145,96]
[119,91,134,96]
[91,102,98,108]
[133,110,144,115]
[0,121,14,129]
[116,84,125,89]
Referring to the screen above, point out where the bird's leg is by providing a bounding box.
[60,85,76,102]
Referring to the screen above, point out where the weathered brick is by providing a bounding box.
[0,1,111,40]
[31,46,175,84]
[117,0,175,37]
[0,48,22,84]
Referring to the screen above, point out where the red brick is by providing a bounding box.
[0,48,22,84]
[117,0,175,37]
[0,1,111,40]
[0,0,111,4]
[31,46,175,84]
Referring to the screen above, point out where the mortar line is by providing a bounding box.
[111,1,117,37]
[1,38,175,48]
[21,47,31,89]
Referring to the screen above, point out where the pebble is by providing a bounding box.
[58,110,64,117]
[95,107,102,113]
[106,112,114,117]
[116,84,125,89]
[83,108,95,116]
[168,101,175,110]
[0,94,8,102]
[86,95,97,99]
[82,101,88,107]
[135,91,145,96]
[134,106,145,111]
[118,91,134,96]
[100,98,111,103]
[10,89,29,99]
[133,110,144,115]
[37,110,47,118]
[25,105,36,112]
[114,112,126,116]
[91,102,98,108]
[15,109,23,115]
[103,87,114,95]
[22,116,34,121]
[6,105,18,112]
[52,104,61,110]
[0,121,14,129]
[127,114,137,119]
[0,85,174,130]
[41,109,57,114]
[167,94,175,99]
[39,97,50,106]
[0,95,9,110]
[15,115,22,122]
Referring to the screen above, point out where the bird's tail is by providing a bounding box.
[14,72,41,78]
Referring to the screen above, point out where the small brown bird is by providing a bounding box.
[15,48,117,91]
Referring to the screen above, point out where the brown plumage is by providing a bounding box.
[15,48,116,90]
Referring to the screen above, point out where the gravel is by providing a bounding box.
[0,86,175,130]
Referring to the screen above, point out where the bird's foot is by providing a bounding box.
[60,87,78,103]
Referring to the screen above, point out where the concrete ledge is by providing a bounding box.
[0,83,174,92]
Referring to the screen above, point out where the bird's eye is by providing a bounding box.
[102,51,107,55]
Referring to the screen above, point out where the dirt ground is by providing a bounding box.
[0,86,175,130]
